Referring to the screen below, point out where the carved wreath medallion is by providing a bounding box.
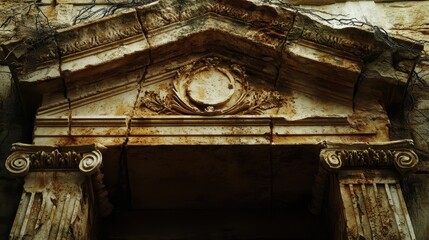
[141,57,285,115]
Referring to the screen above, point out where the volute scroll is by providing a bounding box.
[4,143,104,176]
[320,140,419,174]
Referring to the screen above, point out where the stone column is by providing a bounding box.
[4,143,112,240]
[311,140,418,240]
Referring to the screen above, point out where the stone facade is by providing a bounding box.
[1,0,428,239]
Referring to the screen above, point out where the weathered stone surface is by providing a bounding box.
[33,68,147,146]
[279,40,362,105]
[409,61,429,154]
[1,0,428,239]
[129,116,272,145]
[59,9,150,85]
[2,0,419,104]
[4,143,104,176]
[319,140,419,173]
[4,143,112,239]
[139,57,285,116]
[311,141,419,239]
[335,170,415,240]
[9,172,93,240]
[0,66,28,239]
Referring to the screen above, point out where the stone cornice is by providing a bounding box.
[1,0,423,114]
[58,10,144,58]
[137,0,294,37]
[320,139,419,174]
[5,143,105,176]
[1,0,420,83]
[296,14,379,58]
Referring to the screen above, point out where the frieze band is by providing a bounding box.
[5,143,103,176]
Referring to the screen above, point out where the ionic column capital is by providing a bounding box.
[320,139,419,174]
[5,143,105,176]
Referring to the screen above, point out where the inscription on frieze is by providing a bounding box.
[140,57,285,115]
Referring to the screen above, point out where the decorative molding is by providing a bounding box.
[79,150,103,175]
[29,150,82,169]
[301,28,376,58]
[4,143,104,176]
[140,1,386,59]
[394,151,419,173]
[140,57,285,116]
[5,152,31,176]
[58,10,144,57]
[320,140,419,174]
[141,1,294,32]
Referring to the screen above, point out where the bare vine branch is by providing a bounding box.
[72,0,157,25]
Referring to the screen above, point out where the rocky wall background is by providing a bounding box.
[0,66,29,237]
[0,0,428,239]
[405,59,429,240]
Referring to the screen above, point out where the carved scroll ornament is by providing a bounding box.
[5,143,103,176]
[141,57,285,116]
[310,140,419,215]
[320,141,419,174]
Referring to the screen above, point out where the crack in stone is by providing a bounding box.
[52,30,72,137]
[269,11,298,148]
[274,10,298,90]
[113,11,153,207]
[121,9,153,148]
[353,66,367,111]
[135,9,153,66]
[124,69,146,146]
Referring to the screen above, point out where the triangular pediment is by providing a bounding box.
[1,0,421,146]
[33,52,388,146]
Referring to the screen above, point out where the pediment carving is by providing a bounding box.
[140,57,285,116]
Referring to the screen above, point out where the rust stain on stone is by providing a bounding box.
[57,137,78,146]
[38,176,45,189]
[46,1,56,18]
